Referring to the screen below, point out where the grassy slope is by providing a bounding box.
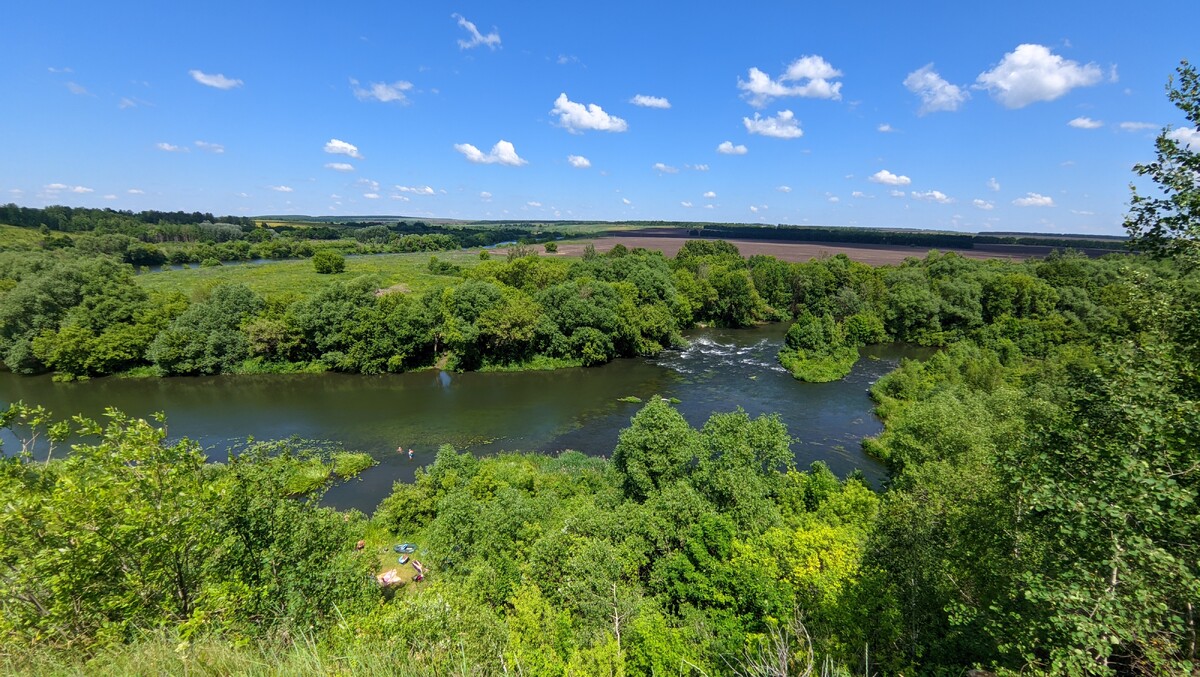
[0,223,43,251]
[135,249,486,299]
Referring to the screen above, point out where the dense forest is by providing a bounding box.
[0,63,1196,675]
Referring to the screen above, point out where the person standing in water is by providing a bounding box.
[408,448,414,460]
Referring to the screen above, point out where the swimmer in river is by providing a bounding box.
[408,448,414,460]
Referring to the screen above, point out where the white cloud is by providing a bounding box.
[777,185,792,193]
[118,97,137,109]
[551,93,628,133]
[889,190,906,198]
[750,205,759,212]
[396,185,436,195]
[681,201,693,208]
[912,190,952,204]
[738,56,843,107]
[1071,209,1095,215]
[480,191,492,200]
[622,198,631,205]
[717,141,748,155]
[351,79,413,103]
[703,191,716,198]
[48,67,73,74]
[324,162,355,172]
[70,185,93,194]
[904,64,968,114]
[975,44,1103,108]
[630,94,670,108]
[1068,116,1103,129]
[688,163,710,171]
[827,195,840,203]
[65,82,91,96]
[195,140,225,153]
[453,13,501,50]
[357,178,380,191]
[877,123,895,132]
[851,191,866,198]
[1119,121,1157,131]
[869,169,911,186]
[653,162,679,174]
[270,185,293,193]
[156,142,187,152]
[743,110,803,138]
[127,188,144,194]
[102,194,117,200]
[389,194,409,201]
[1168,127,1200,151]
[189,69,243,90]
[704,204,715,210]
[973,199,995,210]
[454,139,528,166]
[527,201,542,207]
[568,155,591,168]
[1013,192,1055,207]
[987,177,1001,192]
[324,139,363,159]
[363,193,380,199]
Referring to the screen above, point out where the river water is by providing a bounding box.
[0,324,927,512]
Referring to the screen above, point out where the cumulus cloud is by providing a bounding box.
[189,69,243,90]
[630,94,670,108]
[454,139,528,166]
[681,201,693,207]
[975,44,1103,108]
[904,64,968,114]
[1119,121,1157,131]
[622,198,631,205]
[41,183,88,196]
[127,188,144,195]
[527,201,542,207]
[877,123,895,132]
[1013,192,1055,207]
[869,169,911,186]
[1068,116,1103,129]
[324,139,363,159]
[717,141,748,155]
[270,185,294,193]
[551,93,628,133]
[703,191,716,198]
[357,178,380,192]
[653,162,679,174]
[987,177,1001,192]
[480,191,492,200]
[777,185,792,193]
[973,199,995,210]
[704,204,715,210]
[689,164,709,171]
[396,185,436,195]
[738,56,843,107]
[453,13,500,49]
[351,79,413,103]
[912,190,952,204]
[743,110,803,138]
[363,193,380,199]
[1168,127,1200,150]
[889,190,906,198]
[851,191,866,198]
[195,140,225,153]
[324,162,355,172]
[568,155,591,168]
[156,142,187,152]
[102,194,117,200]
[827,195,840,203]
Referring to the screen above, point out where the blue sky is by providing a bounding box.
[2,2,1195,234]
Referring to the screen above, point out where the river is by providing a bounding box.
[0,324,928,512]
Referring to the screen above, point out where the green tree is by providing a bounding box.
[612,397,701,501]
[1125,60,1200,265]
[312,249,346,273]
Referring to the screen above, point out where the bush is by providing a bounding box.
[312,250,345,274]
[544,242,558,253]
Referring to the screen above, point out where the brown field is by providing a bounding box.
[524,236,1066,265]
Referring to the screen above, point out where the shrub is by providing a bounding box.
[312,250,345,274]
